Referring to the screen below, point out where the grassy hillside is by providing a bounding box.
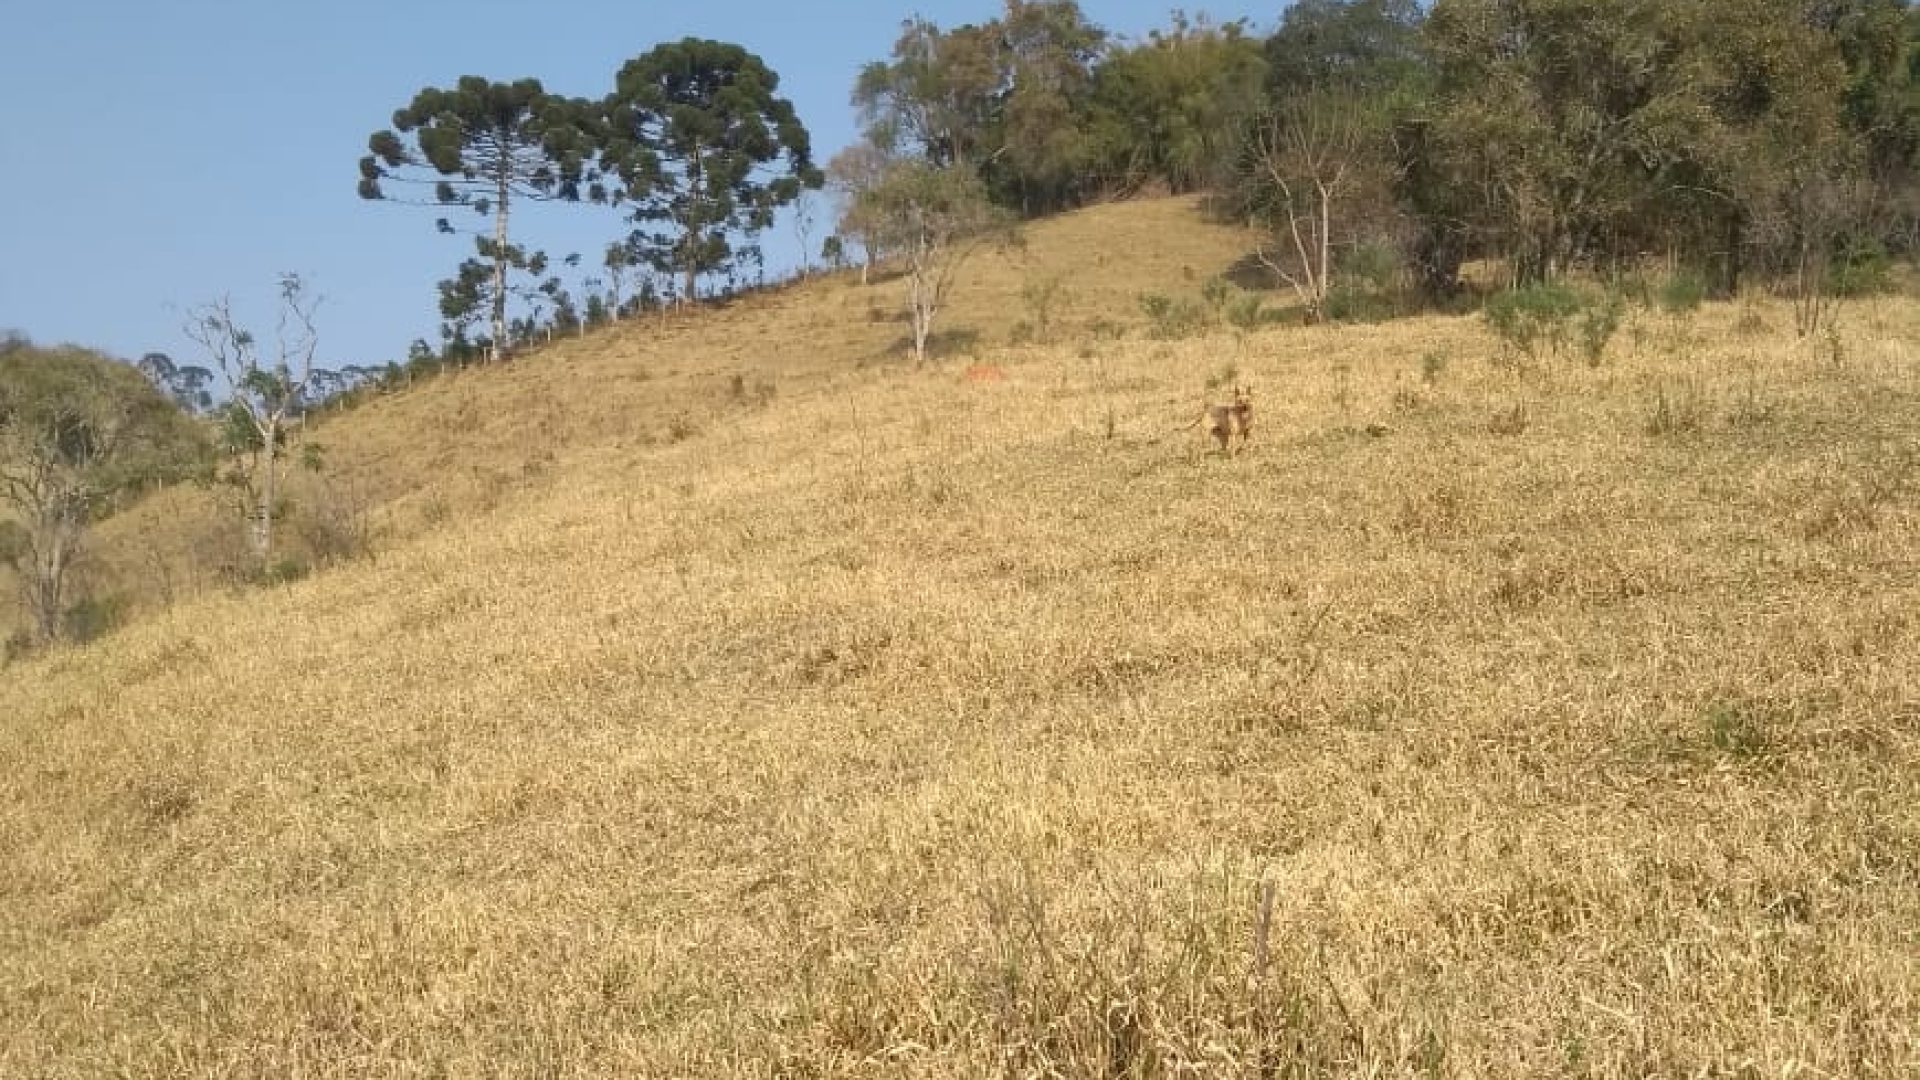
[25,196,1253,629]
[4,197,1919,1077]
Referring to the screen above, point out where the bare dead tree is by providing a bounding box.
[1247,95,1371,322]
[185,274,320,565]
[1782,170,1872,338]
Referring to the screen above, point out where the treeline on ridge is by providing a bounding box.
[339,0,1920,377]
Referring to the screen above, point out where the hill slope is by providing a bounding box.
[5,198,1920,1076]
[44,195,1255,618]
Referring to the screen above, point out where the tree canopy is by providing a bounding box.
[0,344,205,644]
[598,39,823,301]
[325,5,1920,359]
[359,76,594,357]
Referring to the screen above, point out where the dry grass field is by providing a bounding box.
[3,197,1919,1077]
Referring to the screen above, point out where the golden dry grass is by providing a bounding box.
[6,196,1249,630]
[4,198,1920,1077]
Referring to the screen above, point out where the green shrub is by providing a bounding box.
[1199,276,1234,309]
[1577,293,1626,366]
[1338,241,1401,292]
[1325,282,1398,323]
[1222,292,1266,332]
[1483,283,1583,359]
[1138,292,1209,339]
[63,594,130,644]
[1828,238,1892,298]
[1020,275,1070,342]
[1656,271,1706,315]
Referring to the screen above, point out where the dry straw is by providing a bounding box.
[3,198,1918,1076]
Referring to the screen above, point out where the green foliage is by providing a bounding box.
[1323,282,1397,323]
[359,76,593,355]
[0,345,206,644]
[1656,271,1707,315]
[598,39,822,301]
[1576,294,1626,366]
[1020,275,1070,343]
[1086,14,1268,196]
[0,346,206,511]
[1265,0,1427,97]
[1222,291,1267,331]
[988,0,1109,211]
[360,78,591,206]
[1481,281,1625,366]
[1483,283,1583,359]
[1339,241,1401,293]
[858,160,1009,362]
[855,17,1004,166]
[0,520,25,571]
[1422,0,1860,292]
[855,4,1108,214]
[1828,237,1895,297]
[1138,292,1209,339]
[62,593,130,644]
[1199,275,1233,309]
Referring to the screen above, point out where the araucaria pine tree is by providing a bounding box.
[597,40,823,303]
[358,77,593,360]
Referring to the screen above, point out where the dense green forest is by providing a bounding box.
[345,0,1920,366]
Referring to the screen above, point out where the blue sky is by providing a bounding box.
[1,1,1279,370]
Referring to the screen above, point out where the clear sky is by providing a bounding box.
[0,1,1278,371]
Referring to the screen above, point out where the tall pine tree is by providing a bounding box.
[358,77,593,359]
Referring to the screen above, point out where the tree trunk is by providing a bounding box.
[491,166,511,363]
[25,516,73,644]
[909,235,934,364]
[254,420,278,562]
[1317,180,1332,318]
[911,309,930,363]
[683,140,705,305]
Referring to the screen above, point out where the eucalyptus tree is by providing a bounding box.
[856,161,1008,363]
[854,16,1004,168]
[358,76,593,359]
[828,140,897,283]
[135,352,216,414]
[853,3,1109,213]
[597,39,822,302]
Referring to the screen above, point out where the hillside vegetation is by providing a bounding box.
[4,197,1920,1077]
[31,197,1250,630]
